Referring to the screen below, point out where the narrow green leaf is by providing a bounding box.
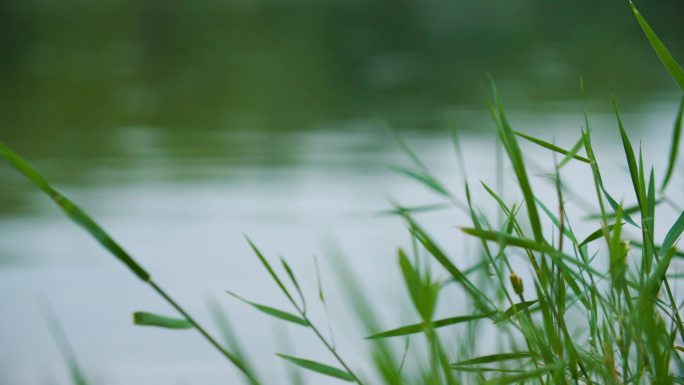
[485,362,563,385]
[495,300,538,323]
[578,223,621,248]
[660,210,684,255]
[630,1,684,92]
[226,291,308,326]
[490,80,544,242]
[452,352,532,367]
[613,97,641,208]
[276,354,355,382]
[366,314,491,339]
[461,228,546,253]
[132,312,193,329]
[514,131,589,163]
[662,96,684,191]
[558,135,587,169]
[0,142,151,281]
[389,165,449,197]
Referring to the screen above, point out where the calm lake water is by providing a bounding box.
[1,1,684,384]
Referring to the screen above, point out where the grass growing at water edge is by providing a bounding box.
[2,2,684,384]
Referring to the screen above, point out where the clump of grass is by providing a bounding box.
[2,2,684,384]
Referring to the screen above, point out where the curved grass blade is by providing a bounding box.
[495,300,538,324]
[366,314,492,339]
[389,165,450,197]
[227,291,308,326]
[490,79,544,243]
[662,96,684,191]
[276,353,355,382]
[630,1,684,92]
[133,311,193,329]
[0,142,257,382]
[0,141,150,281]
[452,352,532,367]
[660,210,684,255]
[578,223,621,248]
[514,131,589,164]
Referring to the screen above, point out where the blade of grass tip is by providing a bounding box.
[0,142,256,382]
[380,120,429,171]
[132,311,193,329]
[630,1,684,92]
[558,135,588,169]
[388,165,451,197]
[660,210,684,255]
[578,223,622,248]
[226,291,309,326]
[245,238,298,306]
[662,96,684,191]
[514,131,590,164]
[366,314,492,339]
[280,257,307,313]
[489,78,544,242]
[613,97,642,208]
[40,300,89,385]
[276,354,355,382]
[313,255,336,348]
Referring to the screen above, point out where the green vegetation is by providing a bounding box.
[3,2,684,384]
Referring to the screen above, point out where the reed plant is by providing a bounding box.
[2,2,684,384]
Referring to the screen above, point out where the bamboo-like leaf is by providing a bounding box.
[366,314,492,339]
[514,131,589,163]
[276,354,355,382]
[133,311,193,329]
[227,291,309,326]
[630,1,684,92]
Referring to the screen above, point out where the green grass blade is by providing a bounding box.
[578,223,621,248]
[484,362,563,385]
[133,311,193,329]
[0,141,150,281]
[227,291,309,326]
[558,135,587,169]
[389,165,450,197]
[660,210,684,255]
[630,1,684,92]
[662,96,684,191]
[276,354,355,382]
[366,314,492,339]
[495,300,538,323]
[613,97,642,208]
[452,352,532,367]
[514,131,590,164]
[490,79,544,242]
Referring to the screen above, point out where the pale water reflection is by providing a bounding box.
[1,98,683,384]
